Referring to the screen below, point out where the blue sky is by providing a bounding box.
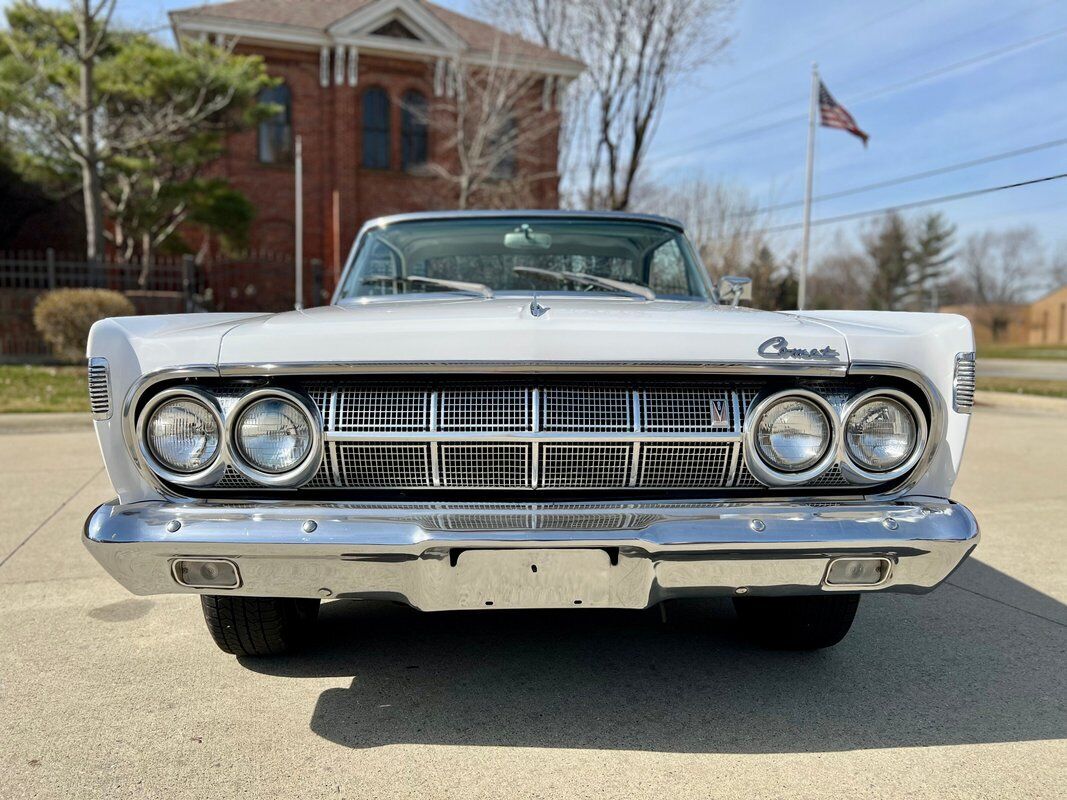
[18,0,1067,259]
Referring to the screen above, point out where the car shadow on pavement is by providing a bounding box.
[241,557,1066,753]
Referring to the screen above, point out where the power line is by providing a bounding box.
[649,23,1067,165]
[764,172,1067,233]
[750,136,1067,216]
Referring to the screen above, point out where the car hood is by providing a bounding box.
[215,296,849,366]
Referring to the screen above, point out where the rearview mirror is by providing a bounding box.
[718,276,752,307]
[504,223,552,250]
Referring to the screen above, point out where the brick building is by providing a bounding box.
[169,0,582,285]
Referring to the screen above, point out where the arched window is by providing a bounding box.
[257,83,293,164]
[401,91,429,170]
[362,88,391,169]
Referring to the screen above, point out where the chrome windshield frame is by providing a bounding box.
[331,211,714,304]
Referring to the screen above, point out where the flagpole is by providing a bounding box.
[798,62,818,311]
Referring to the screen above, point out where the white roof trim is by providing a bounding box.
[170,6,584,78]
[327,0,466,51]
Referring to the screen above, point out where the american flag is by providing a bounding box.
[818,81,869,146]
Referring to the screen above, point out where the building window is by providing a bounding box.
[401,91,429,170]
[491,116,517,179]
[362,88,391,169]
[257,84,293,164]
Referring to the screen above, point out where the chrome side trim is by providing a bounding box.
[88,357,111,420]
[953,351,976,413]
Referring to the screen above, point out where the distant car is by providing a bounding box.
[83,211,979,655]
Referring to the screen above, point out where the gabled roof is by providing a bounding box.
[171,0,583,74]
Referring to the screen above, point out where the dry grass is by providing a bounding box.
[978,345,1067,360]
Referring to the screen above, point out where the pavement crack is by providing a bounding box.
[945,579,1067,629]
[0,467,104,571]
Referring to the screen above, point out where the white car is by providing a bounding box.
[84,211,979,655]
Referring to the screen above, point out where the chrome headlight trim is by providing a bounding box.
[839,388,927,485]
[743,389,839,486]
[136,387,228,487]
[225,387,323,487]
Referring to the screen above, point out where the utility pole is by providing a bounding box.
[798,62,819,311]
[294,135,304,310]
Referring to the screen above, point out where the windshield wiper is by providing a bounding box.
[513,266,656,300]
[362,274,495,299]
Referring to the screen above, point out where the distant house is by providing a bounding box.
[169,0,582,282]
[1028,285,1067,345]
[940,286,1067,347]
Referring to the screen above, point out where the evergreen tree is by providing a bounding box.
[908,212,956,311]
[864,212,911,310]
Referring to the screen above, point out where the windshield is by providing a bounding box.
[336,217,711,301]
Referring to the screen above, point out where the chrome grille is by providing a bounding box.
[88,357,110,420]
[440,443,529,487]
[639,443,732,487]
[640,387,732,431]
[269,379,865,492]
[540,444,632,487]
[439,386,530,431]
[337,443,431,487]
[541,385,631,431]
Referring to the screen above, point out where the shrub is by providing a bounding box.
[33,289,135,363]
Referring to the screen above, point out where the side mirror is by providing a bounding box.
[718,276,752,307]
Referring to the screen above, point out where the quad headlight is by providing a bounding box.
[755,397,831,472]
[745,390,837,484]
[234,397,314,474]
[844,394,919,473]
[144,395,220,474]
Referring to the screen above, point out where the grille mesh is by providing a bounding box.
[337,443,431,487]
[541,386,631,431]
[440,443,529,487]
[439,386,530,431]
[641,387,732,432]
[540,443,632,487]
[639,443,732,487]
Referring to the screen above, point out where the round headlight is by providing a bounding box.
[755,397,831,472]
[146,398,220,473]
[845,397,917,472]
[235,397,313,474]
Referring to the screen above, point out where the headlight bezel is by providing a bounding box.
[744,389,839,486]
[225,387,323,487]
[136,387,227,487]
[839,388,927,485]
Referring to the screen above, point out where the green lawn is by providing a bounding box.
[0,365,88,413]
[977,376,1067,399]
[978,345,1067,360]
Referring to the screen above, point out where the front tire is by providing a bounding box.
[733,593,860,650]
[201,595,320,656]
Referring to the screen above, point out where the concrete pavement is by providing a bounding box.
[0,395,1064,799]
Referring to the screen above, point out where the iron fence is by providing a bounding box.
[0,249,330,361]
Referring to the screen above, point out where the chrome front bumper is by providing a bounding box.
[83,499,978,610]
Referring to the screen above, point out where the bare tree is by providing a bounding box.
[416,46,560,209]
[474,0,735,210]
[960,227,1045,341]
[637,177,766,274]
